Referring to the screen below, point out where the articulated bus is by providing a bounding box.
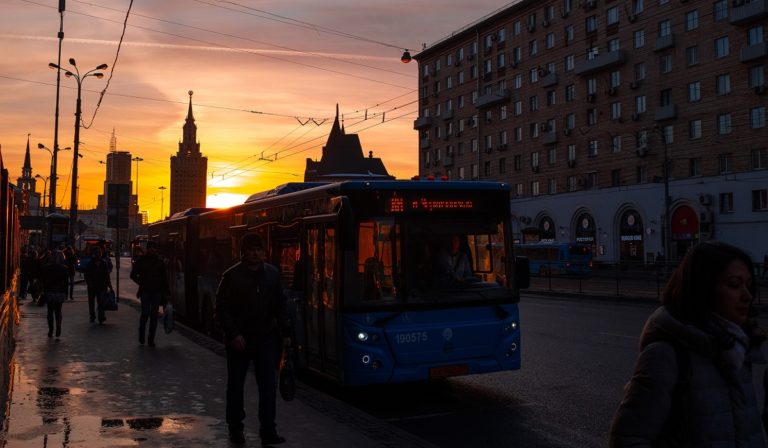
[514,242,592,276]
[149,181,528,385]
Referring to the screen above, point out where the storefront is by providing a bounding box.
[671,205,699,260]
[539,216,556,242]
[573,212,596,256]
[618,209,644,263]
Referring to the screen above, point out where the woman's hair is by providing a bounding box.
[662,241,756,324]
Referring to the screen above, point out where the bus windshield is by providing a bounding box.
[354,217,510,306]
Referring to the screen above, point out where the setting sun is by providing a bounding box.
[206,193,248,210]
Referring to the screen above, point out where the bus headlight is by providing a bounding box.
[504,321,518,332]
[357,331,369,342]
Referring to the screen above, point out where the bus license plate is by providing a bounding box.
[429,364,468,378]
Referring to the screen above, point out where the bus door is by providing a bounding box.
[303,221,340,378]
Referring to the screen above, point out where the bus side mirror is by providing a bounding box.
[514,256,530,289]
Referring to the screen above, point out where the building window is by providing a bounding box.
[458,166,465,180]
[612,135,622,153]
[548,148,557,165]
[530,68,539,83]
[611,169,621,187]
[658,20,672,37]
[611,101,622,120]
[586,172,598,189]
[660,88,673,107]
[565,54,575,71]
[713,0,728,21]
[471,65,478,79]
[566,113,576,130]
[720,192,734,213]
[567,175,576,192]
[588,139,599,157]
[514,154,522,171]
[565,84,576,102]
[458,72,465,85]
[633,0,644,15]
[498,28,507,43]
[635,62,646,80]
[548,178,557,194]
[586,15,598,34]
[532,152,540,168]
[501,105,508,120]
[514,101,523,116]
[458,95,465,108]
[484,161,491,176]
[513,20,521,36]
[751,106,766,128]
[514,74,523,89]
[547,90,557,106]
[567,144,576,162]
[471,164,478,180]
[659,54,673,74]
[635,95,647,113]
[689,119,702,139]
[607,6,620,26]
[587,108,598,125]
[688,81,701,102]
[753,189,768,211]
[686,10,699,31]
[530,96,539,112]
[532,181,540,197]
[634,30,645,49]
[718,113,732,135]
[636,165,647,184]
[752,149,767,170]
[587,78,598,95]
[457,142,464,156]
[515,127,523,142]
[689,157,701,176]
[546,33,555,49]
[587,46,599,60]
[716,74,731,95]
[500,157,507,173]
[529,39,538,56]
[719,153,732,173]
[610,70,621,87]
[471,138,478,152]
[748,26,764,45]
[565,25,575,43]
[686,46,699,66]
[715,36,729,58]
[607,38,620,52]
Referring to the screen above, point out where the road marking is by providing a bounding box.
[598,332,637,340]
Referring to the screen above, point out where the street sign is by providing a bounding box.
[107,183,129,229]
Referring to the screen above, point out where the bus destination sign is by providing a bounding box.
[387,196,475,213]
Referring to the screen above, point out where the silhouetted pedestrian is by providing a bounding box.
[40,250,68,339]
[84,246,112,324]
[63,246,77,300]
[130,241,168,347]
[216,233,291,446]
[18,248,39,300]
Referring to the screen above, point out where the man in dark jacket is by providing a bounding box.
[130,241,169,347]
[84,246,112,324]
[216,233,291,446]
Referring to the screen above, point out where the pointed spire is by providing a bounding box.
[23,134,32,170]
[187,90,195,122]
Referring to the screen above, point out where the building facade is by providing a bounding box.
[170,91,208,216]
[414,0,768,264]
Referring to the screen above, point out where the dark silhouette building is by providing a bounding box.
[304,105,394,182]
[16,136,36,193]
[170,91,208,216]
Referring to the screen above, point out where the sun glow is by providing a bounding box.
[206,193,248,209]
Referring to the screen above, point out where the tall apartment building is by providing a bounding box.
[170,91,208,216]
[414,0,768,265]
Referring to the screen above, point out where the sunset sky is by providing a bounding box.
[0,0,512,221]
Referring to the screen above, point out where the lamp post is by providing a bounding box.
[158,186,166,221]
[662,129,671,267]
[34,174,49,213]
[131,156,143,238]
[49,0,66,215]
[38,144,70,211]
[50,58,107,244]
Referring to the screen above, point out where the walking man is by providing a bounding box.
[216,233,291,445]
[84,246,112,324]
[130,241,169,347]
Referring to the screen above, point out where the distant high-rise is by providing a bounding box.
[170,91,207,216]
[96,130,137,215]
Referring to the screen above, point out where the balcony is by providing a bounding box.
[740,42,768,62]
[574,50,627,76]
[653,34,675,52]
[442,109,454,120]
[654,104,677,121]
[475,89,511,109]
[413,116,433,130]
[730,0,768,24]
[419,139,431,149]
[541,72,559,87]
[542,131,559,145]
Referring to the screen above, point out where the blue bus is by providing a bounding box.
[514,242,592,276]
[149,181,528,386]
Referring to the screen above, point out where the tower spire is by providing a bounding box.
[187,90,195,122]
[110,128,117,152]
[22,133,32,172]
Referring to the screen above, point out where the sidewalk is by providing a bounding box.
[0,269,433,448]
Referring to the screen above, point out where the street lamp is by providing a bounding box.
[50,58,107,244]
[131,156,143,238]
[34,174,49,213]
[37,143,70,211]
[660,126,672,268]
[158,186,166,221]
[49,0,66,215]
